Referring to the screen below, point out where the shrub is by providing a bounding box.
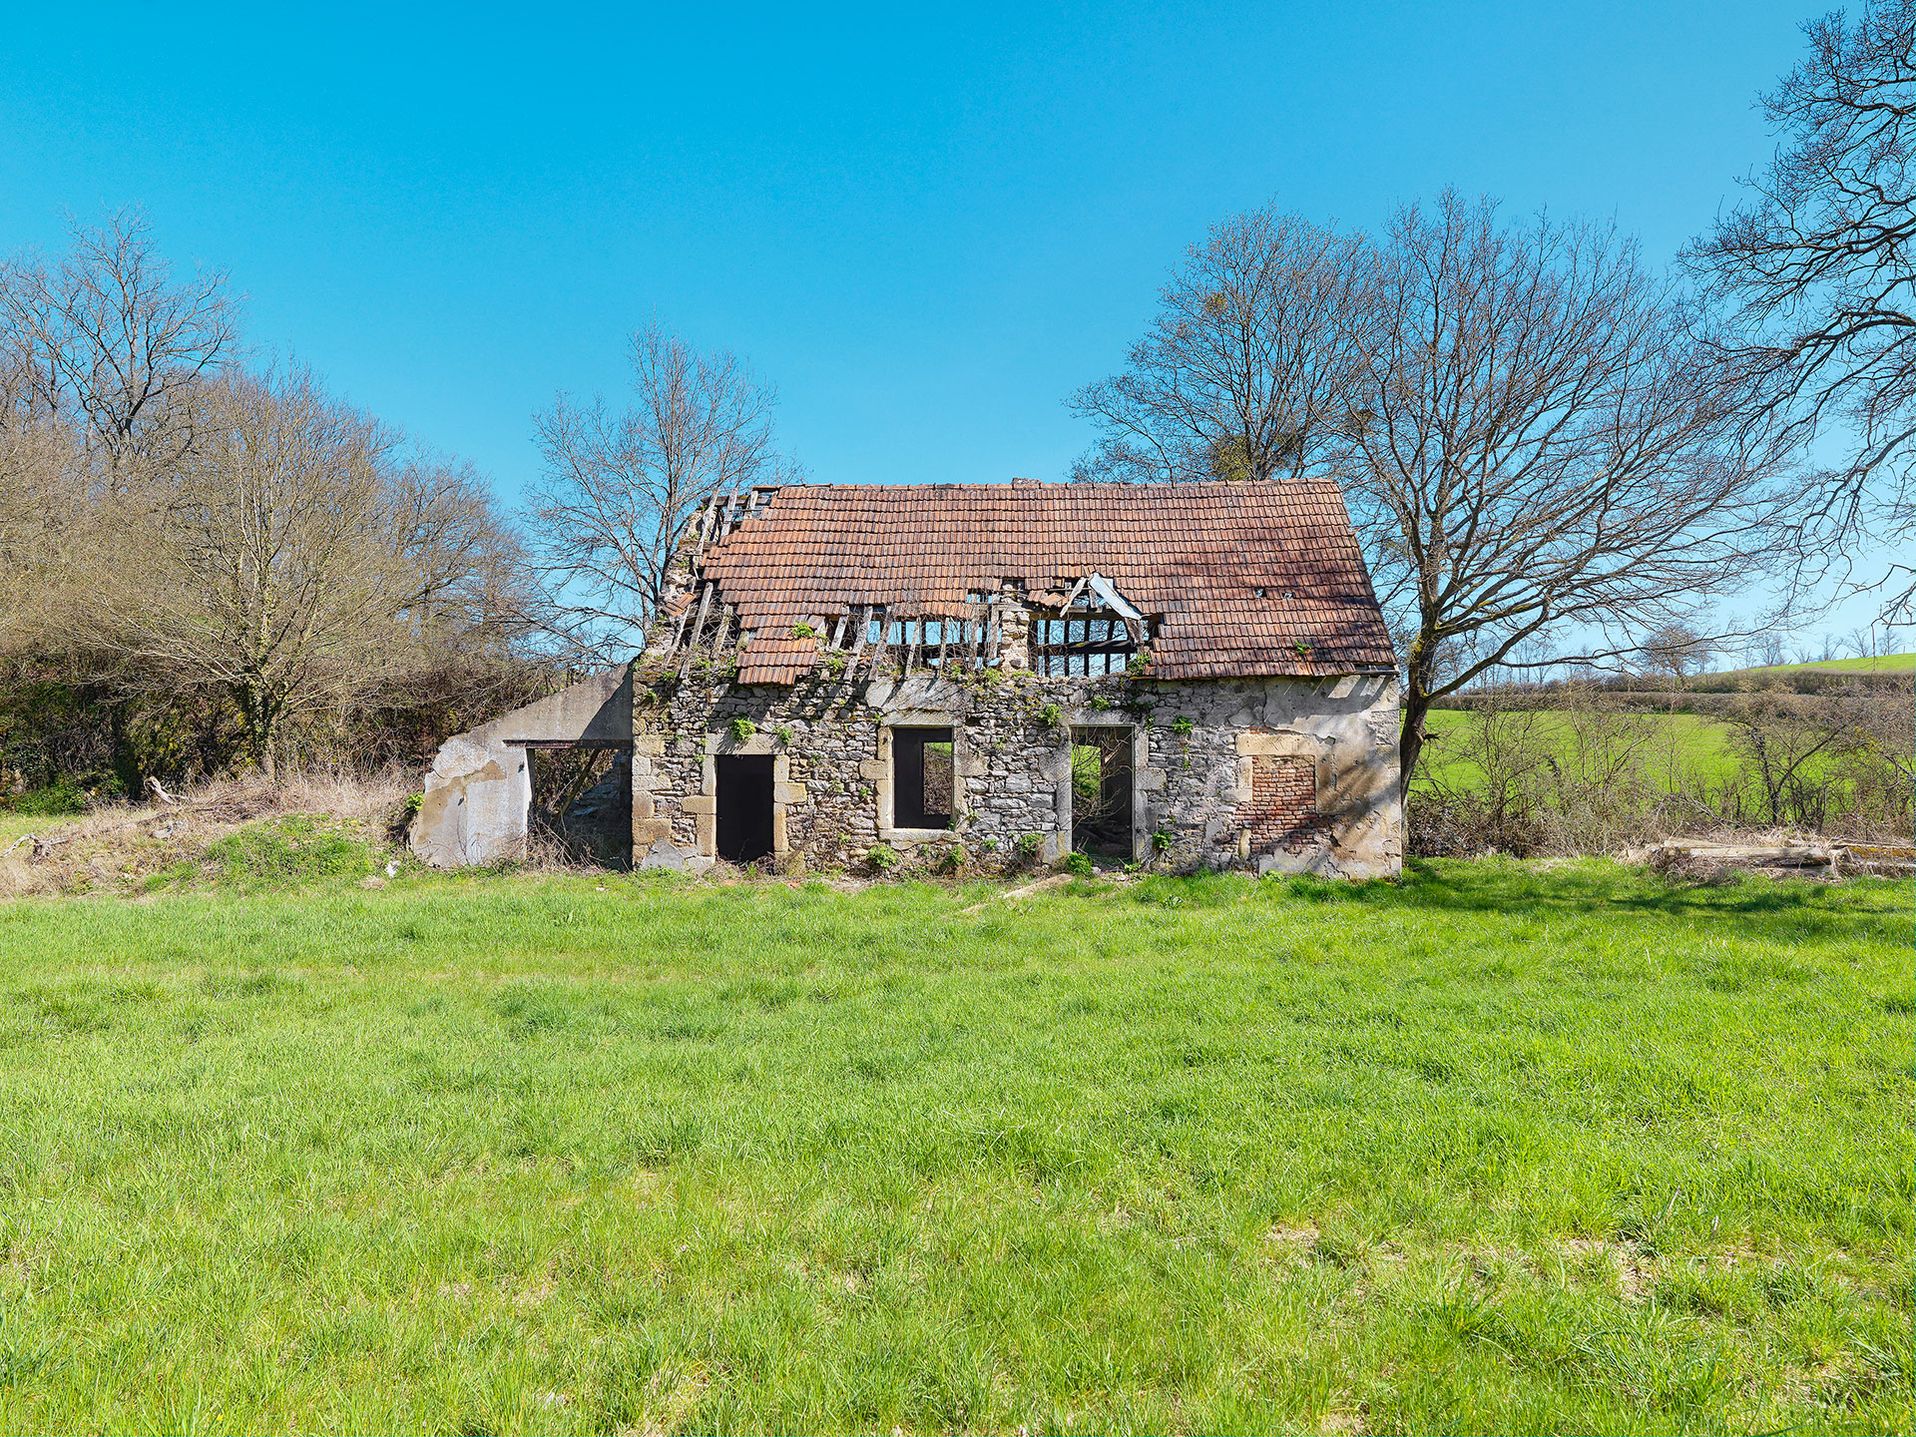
[1061,850,1094,877]
[1015,832,1045,860]
[1171,715,1195,737]
[730,717,757,742]
[204,816,380,891]
[4,777,92,816]
[1150,828,1174,853]
[776,725,794,746]
[866,843,899,874]
[933,842,970,876]
[1038,702,1065,732]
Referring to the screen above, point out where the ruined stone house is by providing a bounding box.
[413,477,1403,878]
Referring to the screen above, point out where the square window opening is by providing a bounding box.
[892,726,955,830]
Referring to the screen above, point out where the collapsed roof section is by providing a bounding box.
[656,479,1398,684]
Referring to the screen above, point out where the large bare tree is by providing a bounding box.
[1688,0,1916,621]
[1075,194,1799,789]
[85,371,520,776]
[0,209,238,472]
[1069,210,1372,483]
[1348,196,1798,785]
[527,323,794,662]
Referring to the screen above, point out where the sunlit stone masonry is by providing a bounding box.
[417,478,1402,879]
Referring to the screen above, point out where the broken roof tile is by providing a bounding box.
[695,479,1397,681]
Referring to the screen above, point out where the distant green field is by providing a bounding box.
[0,857,1907,1432]
[1418,708,1744,792]
[1724,652,1915,678]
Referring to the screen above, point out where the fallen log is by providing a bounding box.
[1833,841,1916,878]
[1648,835,1915,881]
[1652,838,1833,867]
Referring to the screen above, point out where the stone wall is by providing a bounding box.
[630,659,1401,879]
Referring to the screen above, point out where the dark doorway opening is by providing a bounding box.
[892,726,955,829]
[527,745,633,868]
[716,753,776,864]
[1070,728,1134,858]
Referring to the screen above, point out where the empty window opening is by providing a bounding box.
[1070,728,1134,858]
[527,746,632,869]
[1034,611,1146,676]
[893,726,955,829]
[716,753,775,864]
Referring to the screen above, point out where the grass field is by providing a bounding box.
[1732,653,1916,677]
[1417,708,1744,792]
[0,855,1907,1433]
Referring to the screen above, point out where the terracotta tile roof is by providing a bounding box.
[736,632,822,685]
[698,479,1397,681]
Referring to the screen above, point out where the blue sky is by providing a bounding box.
[2,1,1888,644]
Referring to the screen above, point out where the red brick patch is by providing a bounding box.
[1245,755,1329,853]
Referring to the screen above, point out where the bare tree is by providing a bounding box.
[1349,195,1798,786]
[1641,623,1716,686]
[0,210,238,472]
[1688,0,1916,622]
[1749,630,1790,667]
[1730,690,1867,827]
[527,323,794,662]
[1069,210,1373,483]
[84,370,519,776]
[1845,621,1890,657]
[0,420,89,655]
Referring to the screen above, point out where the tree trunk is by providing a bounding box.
[100,684,142,799]
[1397,630,1437,798]
[1398,671,1434,798]
[234,683,279,781]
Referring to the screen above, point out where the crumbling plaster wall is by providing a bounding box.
[412,671,633,868]
[630,662,1400,878]
[1142,674,1402,878]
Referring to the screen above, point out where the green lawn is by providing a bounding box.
[1418,707,1745,792]
[0,862,1907,1433]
